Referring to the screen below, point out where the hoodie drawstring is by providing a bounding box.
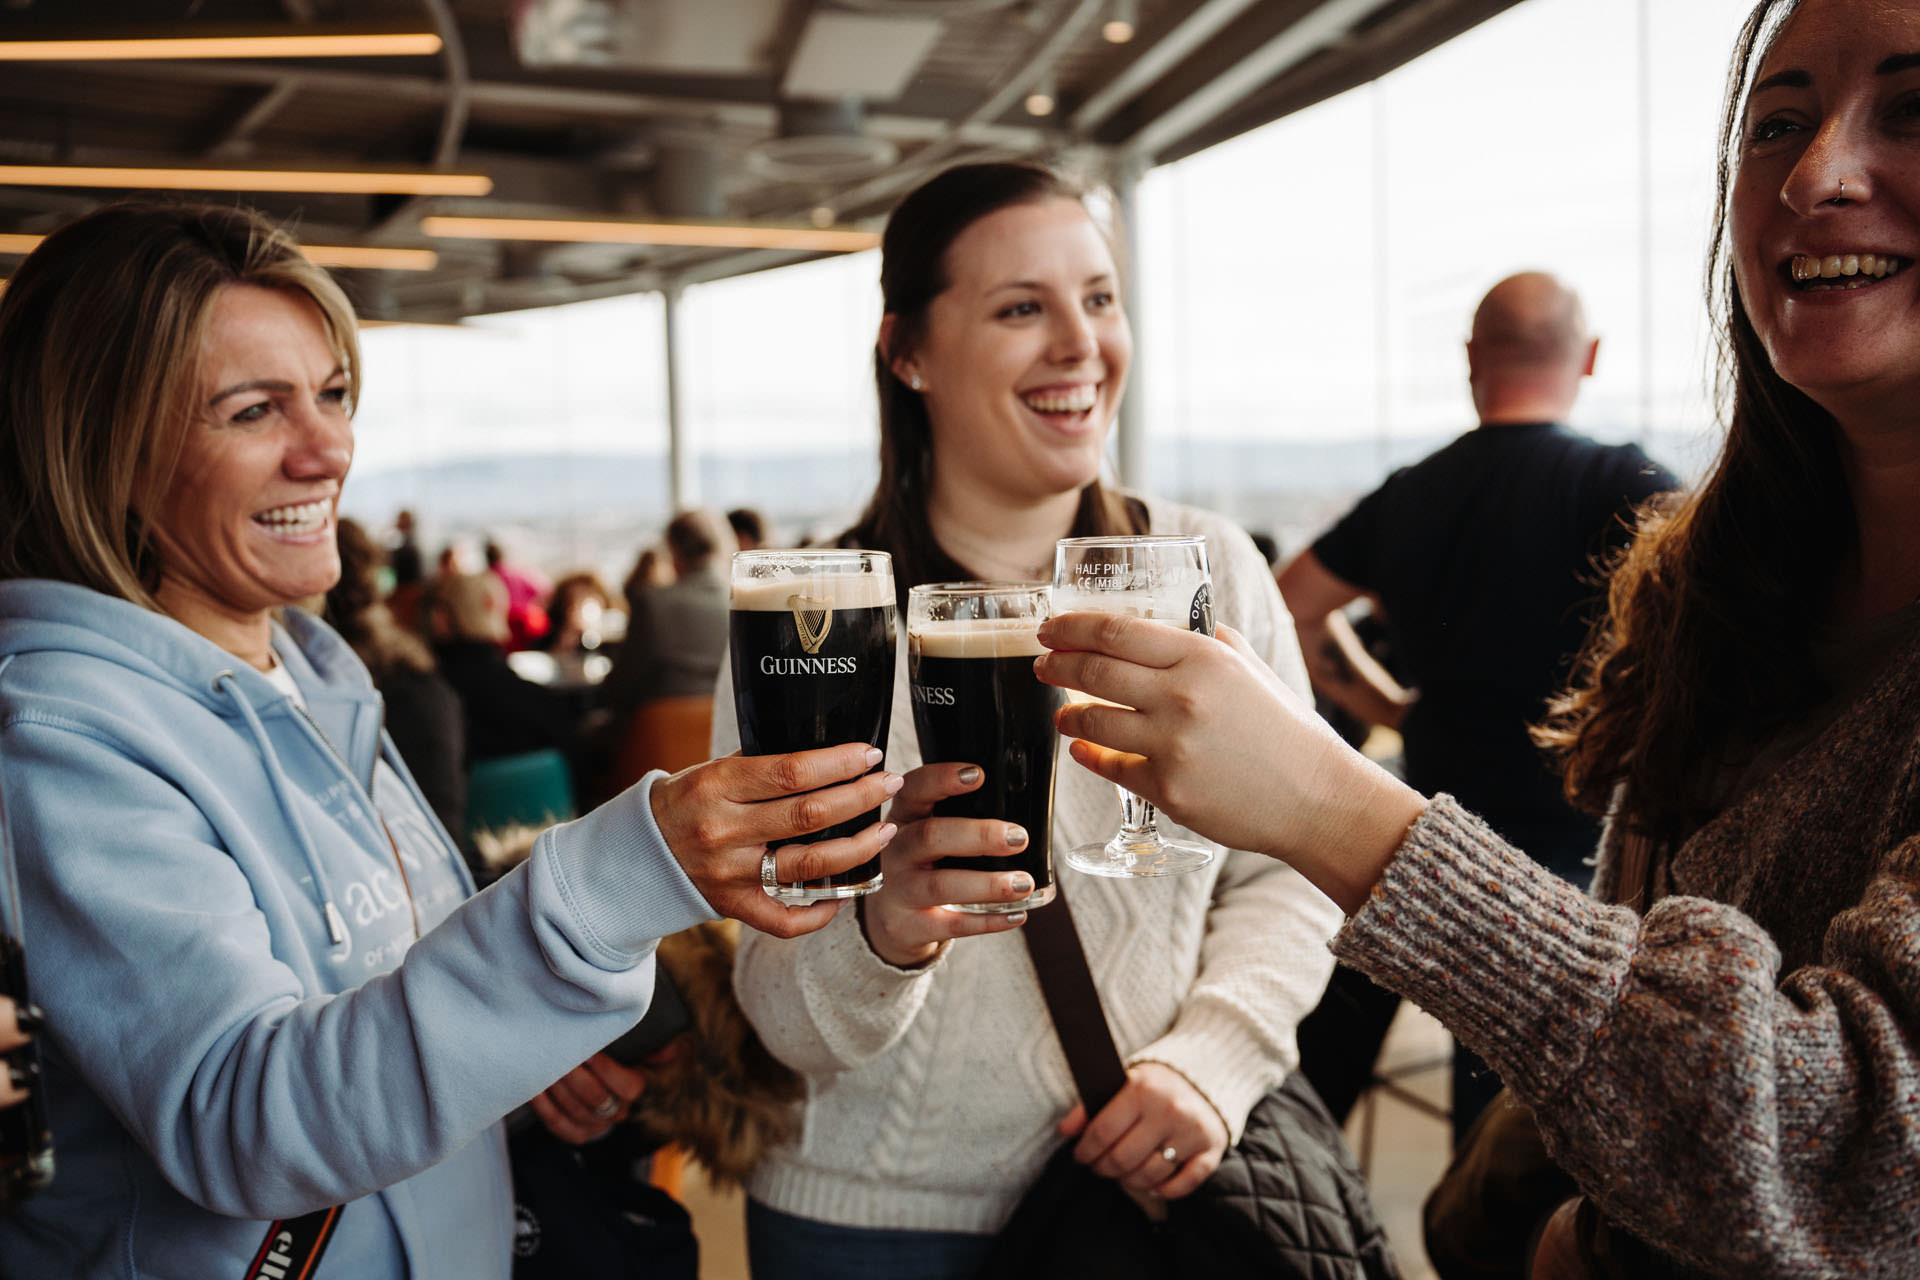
[212,672,348,946]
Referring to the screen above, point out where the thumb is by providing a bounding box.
[1056,1103,1087,1138]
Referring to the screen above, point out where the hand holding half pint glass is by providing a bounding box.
[1052,535,1216,877]
[730,550,897,903]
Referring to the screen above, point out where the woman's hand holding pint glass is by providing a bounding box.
[730,549,900,905]
[907,582,1061,914]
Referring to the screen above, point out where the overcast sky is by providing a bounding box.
[350,0,1760,482]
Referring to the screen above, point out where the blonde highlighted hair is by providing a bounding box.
[0,202,360,608]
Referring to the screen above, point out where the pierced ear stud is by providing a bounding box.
[910,375,924,391]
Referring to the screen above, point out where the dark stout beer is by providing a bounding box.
[730,571,896,898]
[910,617,1060,912]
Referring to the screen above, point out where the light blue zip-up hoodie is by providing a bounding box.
[0,579,717,1279]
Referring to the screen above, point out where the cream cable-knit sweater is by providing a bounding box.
[1336,619,1920,1277]
[717,497,1342,1234]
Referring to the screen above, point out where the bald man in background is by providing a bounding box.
[1280,272,1679,1142]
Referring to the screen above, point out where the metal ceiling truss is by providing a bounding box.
[0,0,1523,320]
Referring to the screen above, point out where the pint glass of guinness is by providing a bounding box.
[730,549,896,903]
[908,583,1060,915]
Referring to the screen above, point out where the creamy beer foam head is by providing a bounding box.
[909,616,1045,659]
[731,574,896,611]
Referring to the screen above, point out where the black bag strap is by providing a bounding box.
[1021,888,1127,1116]
[243,1205,341,1280]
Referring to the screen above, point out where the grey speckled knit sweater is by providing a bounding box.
[1333,625,1920,1278]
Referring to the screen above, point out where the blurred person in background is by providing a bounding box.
[535,571,617,687]
[388,508,423,590]
[622,545,674,601]
[1036,0,1920,1271]
[602,509,735,721]
[720,161,1343,1280]
[384,508,427,632]
[0,201,898,1279]
[484,536,550,651]
[430,571,587,772]
[727,506,769,552]
[325,516,468,851]
[1279,272,1679,1143]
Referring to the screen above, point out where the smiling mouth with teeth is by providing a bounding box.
[1020,386,1100,415]
[1788,252,1911,291]
[252,499,332,536]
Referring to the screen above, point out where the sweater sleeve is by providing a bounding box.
[1127,508,1342,1140]
[5,713,714,1220]
[1334,796,1920,1274]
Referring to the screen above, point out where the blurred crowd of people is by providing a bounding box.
[321,505,774,867]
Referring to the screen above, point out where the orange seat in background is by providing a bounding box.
[611,694,716,788]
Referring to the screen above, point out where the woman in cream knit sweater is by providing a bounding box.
[718,162,1341,1279]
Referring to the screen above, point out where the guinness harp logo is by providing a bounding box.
[789,593,833,654]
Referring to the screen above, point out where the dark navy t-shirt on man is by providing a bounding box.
[1312,422,1678,884]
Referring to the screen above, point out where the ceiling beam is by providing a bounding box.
[1067,0,1263,134]
[204,79,301,158]
[66,57,1046,151]
[369,0,470,235]
[1154,0,1525,164]
[1108,0,1398,160]
[809,0,1103,223]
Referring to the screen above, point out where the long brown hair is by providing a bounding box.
[0,201,360,609]
[844,161,1146,603]
[1539,0,1831,845]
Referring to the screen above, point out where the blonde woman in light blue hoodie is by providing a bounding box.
[0,202,895,1279]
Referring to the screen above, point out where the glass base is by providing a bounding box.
[765,873,883,905]
[1064,834,1215,878]
[944,882,1057,915]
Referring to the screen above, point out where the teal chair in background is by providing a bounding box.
[465,748,577,838]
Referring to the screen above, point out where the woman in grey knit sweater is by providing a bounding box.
[1037,0,1920,1275]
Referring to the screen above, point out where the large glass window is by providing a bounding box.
[346,293,670,583]
[342,0,1762,575]
[1136,0,1755,547]
[679,250,882,540]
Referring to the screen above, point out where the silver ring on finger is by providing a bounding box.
[1160,1146,1179,1163]
[761,849,780,894]
[591,1096,621,1120]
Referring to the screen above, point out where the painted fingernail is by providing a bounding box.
[883,772,905,795]
[1004,912,1028,926]
[12,1004,43,1035]
[876,823,899,844]
[1009,873,1034,895]
[1005,824,1027,847]
[957,765,983,785]
[864,747,885,767]
[7,1062,33,1092]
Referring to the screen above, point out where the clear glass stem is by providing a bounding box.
[1114,784,1164,848]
